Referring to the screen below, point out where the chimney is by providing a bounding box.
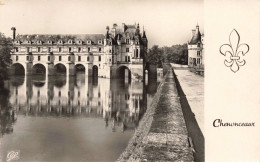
[192,29,195,37]
[122,23,126,32]
[11,27,16,40]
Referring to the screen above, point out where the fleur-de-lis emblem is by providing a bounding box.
[220,29,249,73]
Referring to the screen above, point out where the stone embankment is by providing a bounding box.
[117,68,194,162]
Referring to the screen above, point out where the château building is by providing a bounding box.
[187,25,204,68]
[10,23,147,80]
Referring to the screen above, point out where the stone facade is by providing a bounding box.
[10,23,148,80]
[187,25,204,68]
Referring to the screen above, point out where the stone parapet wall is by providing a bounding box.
[117,68,194,161]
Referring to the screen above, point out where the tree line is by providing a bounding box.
[145,44,188,67]
[0,33,12,88]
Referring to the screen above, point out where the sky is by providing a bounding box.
[0,0,203,48]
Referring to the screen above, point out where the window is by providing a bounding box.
[16,56,18,61]
[78,47,81,52]
[197,51,201,57]
[48,47,51,52]
[125,56,127,62]
[68,56,71,61]
[48,56,50,61]
[15,47,18,52]
[99,48,101,52]
[38,47,41,52]
[99,56,101,61]
[58,91,61,97]
[88,47,90,52]
[78,56,81,61]
[27,56,29,61]
[27,47,30,53]
[78,91,80,97]
[126,48,129,52]
[87,56,89,61]
[126,39,129,44]
[109,49,112,53]
[59,47,62,52]
[198,43,201,47]
[69,47,72,52]
[128,56,130,62]
[136,41,139,45]
[59,56,62,61]
[136,49,139,57]
[197,58,201,64]
[38,56,41,61]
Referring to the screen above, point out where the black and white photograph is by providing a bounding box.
[0,0,259,161]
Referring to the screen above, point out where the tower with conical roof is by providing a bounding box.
[187,24,204,68]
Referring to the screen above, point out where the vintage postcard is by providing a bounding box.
[0,0,259,161]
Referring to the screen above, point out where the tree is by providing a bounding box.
[163,44,188,65]
[0,33,15,136]
[0,33,12,88]
[146,45,164,67]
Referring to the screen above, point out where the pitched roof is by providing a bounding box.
[189,25,202,45]
[15,34,105,45]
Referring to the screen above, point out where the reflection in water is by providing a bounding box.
[0,72,161,161]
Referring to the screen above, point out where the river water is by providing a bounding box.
[0,73,160,161]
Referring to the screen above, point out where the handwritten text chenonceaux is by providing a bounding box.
[213,119,255,127]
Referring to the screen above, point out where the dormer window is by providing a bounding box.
[16,41,20,44]
[78,47,81,52]
[58,40,63,44]
[69,47,72,52]
[48,41,52,44]
[126,39,129,44]
[77,40,82,44]
[37,41,42,44]
[87,40,91,44]
[68,40,73,44]
[27,41,31,44]
[98,40,102,44]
